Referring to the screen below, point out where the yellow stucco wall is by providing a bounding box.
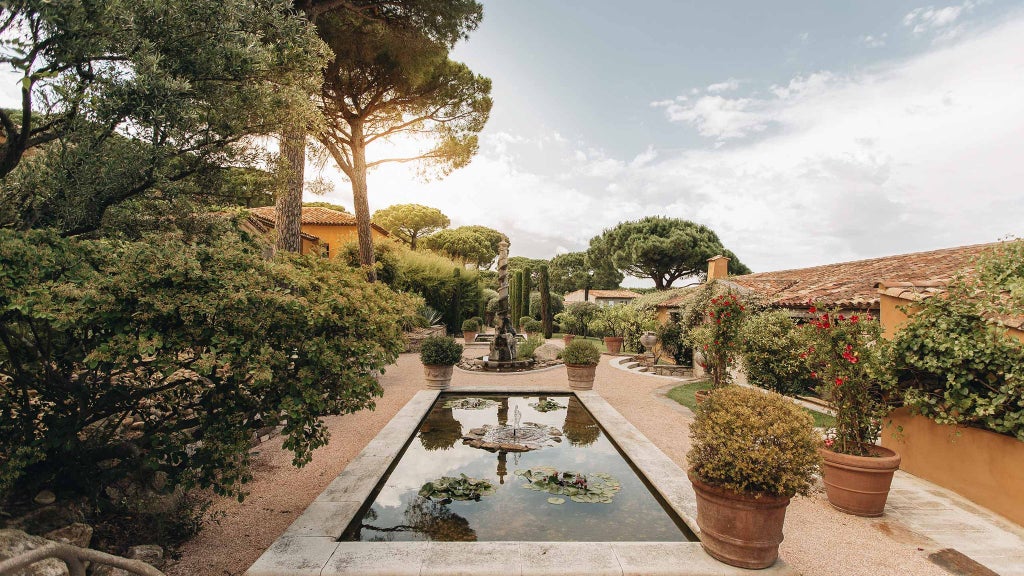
[300,224,388,259]
[880,293,1023,343]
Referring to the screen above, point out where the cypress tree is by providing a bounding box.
[521,267,532,322]
[450,268,463,334]
[510,270,522,325]
[539,265,553,338]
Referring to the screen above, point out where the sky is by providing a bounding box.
[308,0,1024,284]
[5,1,1023,286]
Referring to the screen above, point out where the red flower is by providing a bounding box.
[808,305,817,314]
[835,377,845,386]
[850,315,859,323]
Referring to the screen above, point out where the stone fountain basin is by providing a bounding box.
[246,387,798,576]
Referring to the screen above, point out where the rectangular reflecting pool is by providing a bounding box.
[341,393,695,542]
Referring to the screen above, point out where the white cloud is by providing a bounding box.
[706,78,741,93]
[903,1,984,41]
[313,14,1024,273]
[860,33,888,48]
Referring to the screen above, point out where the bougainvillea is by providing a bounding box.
[802,305,894,456]
[692,291,746,388]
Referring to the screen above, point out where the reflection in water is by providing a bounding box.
[359,497,477,542]
[419,404,462,451]
[562,396,600,447]
[342,394,692,543]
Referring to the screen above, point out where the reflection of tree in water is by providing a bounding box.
[563,396,600,447]
[358,498,477,542]
[419,404,462,451]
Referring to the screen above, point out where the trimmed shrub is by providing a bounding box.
[523,319,543,333]
[562,339,601,365]
[420,336,464,366]
[740,311,815,396]
[688,386,821,497]
[461,318,480,332]
[518,316,533,329]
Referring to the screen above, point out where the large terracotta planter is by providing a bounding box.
[565,363,597,390]
[423,364,454,390]
[688,472,790,569]
[462,331,477,343]
[603,336,623,354]
[563,334,575,345]
[694,389,711,405]
[820,444,900,517]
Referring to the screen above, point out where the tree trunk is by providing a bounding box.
[275,127,305,253]
[349,121,376,282]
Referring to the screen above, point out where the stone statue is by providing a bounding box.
[489,240,519,362]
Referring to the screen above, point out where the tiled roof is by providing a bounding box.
[243,215,320,241]
[248,206,389,235]
[725,242,1004,309]
[877,280,1024,330]
[565,289,642,301]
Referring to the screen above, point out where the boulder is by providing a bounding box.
[33,491,56,506]
[532,343,563,362]
[43,523,92,549]
[0,529,69,576]
[91,544,164,576]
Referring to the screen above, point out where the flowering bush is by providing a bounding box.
[740,310,815,396]
[692,291,746,388]
[802,305,894,456]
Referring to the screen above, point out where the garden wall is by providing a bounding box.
[882,407,1024,526]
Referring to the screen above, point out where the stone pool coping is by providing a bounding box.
[247,387,797,576]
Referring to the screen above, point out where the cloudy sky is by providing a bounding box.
[4,1,1021,285]
[310,0,1023,284]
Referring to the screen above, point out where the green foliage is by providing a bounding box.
[692,292,748,388]
[587,305,632,339]
[530,291,564,319]
[519,316,534,328]
[461,318,480,332]
[656,321,692,366]
[539,264,554,338]
[548,251,623,295]
[892,241,1024,439]
[591,217,750,290]
[1,0,327,233]
[562,339,602,366]
[303,201,349,213]
[372,204,450,249]
[521,266,533,324]
[740,311,815,395]
[804,306,893,456]
[518,333,546,359]
[0,226,416,501]
[510,270,524,323]
[523,319,543,333]
[688,387,821,497]
[554,301,601,337]
[419,336,464,366]
[421,226,507,268]
[345,240,481,333]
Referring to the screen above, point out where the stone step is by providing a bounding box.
[623,362,640,370]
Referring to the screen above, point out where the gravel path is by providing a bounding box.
[168,352,947,576]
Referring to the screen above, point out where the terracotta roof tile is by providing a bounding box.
[248,206,389,236]
[726,242,1005,309]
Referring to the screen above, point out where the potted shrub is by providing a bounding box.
[804,305,899,517]
[420,335,463,390]
[461,318,480,343]
[687,386,821,569]
[589,305,627,354]
[562,339,601,390]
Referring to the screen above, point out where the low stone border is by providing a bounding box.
[453,362,565,375]
[247,388,798,576]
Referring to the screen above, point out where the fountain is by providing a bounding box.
[480,240,535,371]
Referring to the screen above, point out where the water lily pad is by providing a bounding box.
[547,497,565,505]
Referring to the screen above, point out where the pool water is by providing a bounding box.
[341,393,695,542]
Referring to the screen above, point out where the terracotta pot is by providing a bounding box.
[603,336,624,354]
[462,331,477,343]
[694,389,711,405]
[423,364,454,390]
[563,334,575,345]
[820,444,901,517]
[688,472,790,569]
[565,363,597,390]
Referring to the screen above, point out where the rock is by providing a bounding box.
[43,523,93,549]
[149,471,168,492]
[33,491,56,506]
[533,343,563,362]
[127,544,164,568]
[0,529,69,576]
